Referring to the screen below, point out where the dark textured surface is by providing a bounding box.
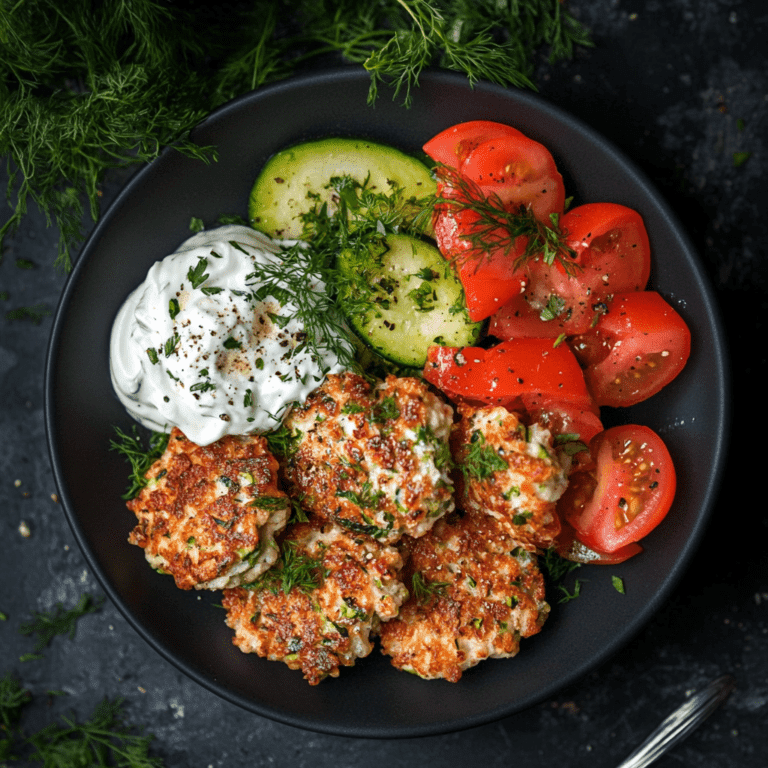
[1,1,766,765]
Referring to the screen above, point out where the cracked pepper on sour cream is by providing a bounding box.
[109,224,349,446]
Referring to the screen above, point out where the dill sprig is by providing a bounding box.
[248,541,327,596]
[1,1,590,271]
[25,699,164,768]
[459,429,510,481]
[19,594,103,652]
[539,547,583,603]
[300,173,434,322]
[109,425,170,500]
[0,672,30,732]
[433,164,579,273]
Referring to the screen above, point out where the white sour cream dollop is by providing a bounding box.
[110,224,348,445]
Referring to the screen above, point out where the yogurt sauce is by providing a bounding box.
[110,224,349,445]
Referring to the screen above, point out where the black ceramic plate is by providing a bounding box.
[45,68,728,738]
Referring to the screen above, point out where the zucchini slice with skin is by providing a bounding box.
[341,234,481,369]
[249,138,435,238]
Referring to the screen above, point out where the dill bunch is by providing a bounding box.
[0,0,591,270]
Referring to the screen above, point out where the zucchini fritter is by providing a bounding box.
[280,372,455,543]
[379,512,549,682]
[223,519,408,684]
[127,427,289,590]
[452,405,568,552]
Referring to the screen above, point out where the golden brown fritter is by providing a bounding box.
[452,405,568,552]
[378,511,549,682]
[127,427,289,590]
[280,372,455,543]
[223,519,408,684]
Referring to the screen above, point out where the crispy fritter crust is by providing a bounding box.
[378,512,549,682]
[452,405,568,551]
[127,427,289,590]
[280,372,455,543]
[223,520,408,685]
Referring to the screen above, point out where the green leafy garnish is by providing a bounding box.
[612,575,625,594]
[459,430,509,481]
[1,1,589,271]
[539,547,583,604]
[431,164,579,275]
[186,256,209,289]
[411,571,449,604]
[19,595,103,652]
[249,542,327,595]
[110,425,170,499]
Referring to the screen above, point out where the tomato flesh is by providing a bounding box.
[562,425,676,553]
[577,291,691,407]
[423,339,597,415]
[432,206,528,322]
[494,203,652,338]
[423,120,525,168]
[460,135,565,224]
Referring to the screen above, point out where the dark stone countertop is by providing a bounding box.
[1,1,766,765]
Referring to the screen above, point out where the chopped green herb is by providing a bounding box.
[249,542,326,596]
[411,571,449,604]
[733,151,751,167]
[612,575,625,594]
[4,304,50,324]
[163,333,180,357]
[168,297,180,319]
[19,594,103,652]
[15,258,35,270]
[460,430,509,481]
[189,216,205,233]
[540,294,566,321]
[223,336,242,349]
[186,256,209,289]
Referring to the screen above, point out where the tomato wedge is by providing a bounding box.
[560,425,676,553]
[423,120,525,169]
[493,203,652,338]
[573,291,691,407]
[460,134,565,223]
[423,338,597,414]
[432,206,528,322]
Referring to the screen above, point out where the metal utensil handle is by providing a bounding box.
[616,675,736,768]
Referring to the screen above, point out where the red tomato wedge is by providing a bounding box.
[574,291,691,408]
[460,135,565,223]
[423,338,597,415]
[432,207,528,323]
[521,396,604,449]
[561,425,676,553]
[423,120,525,168]
[495,203,652,338]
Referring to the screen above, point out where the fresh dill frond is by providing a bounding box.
[432,164,579,274]
[19,594,103,652]
[25,698,165,768]
[0,672,30,732]
[539,547,583,603]
[109,425,170,500]
[1,1,590,271]
[459,429,509,481]
[248,541,327,596]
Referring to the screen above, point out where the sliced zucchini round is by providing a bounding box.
[341,234,482,369]
[249,138,435,238]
